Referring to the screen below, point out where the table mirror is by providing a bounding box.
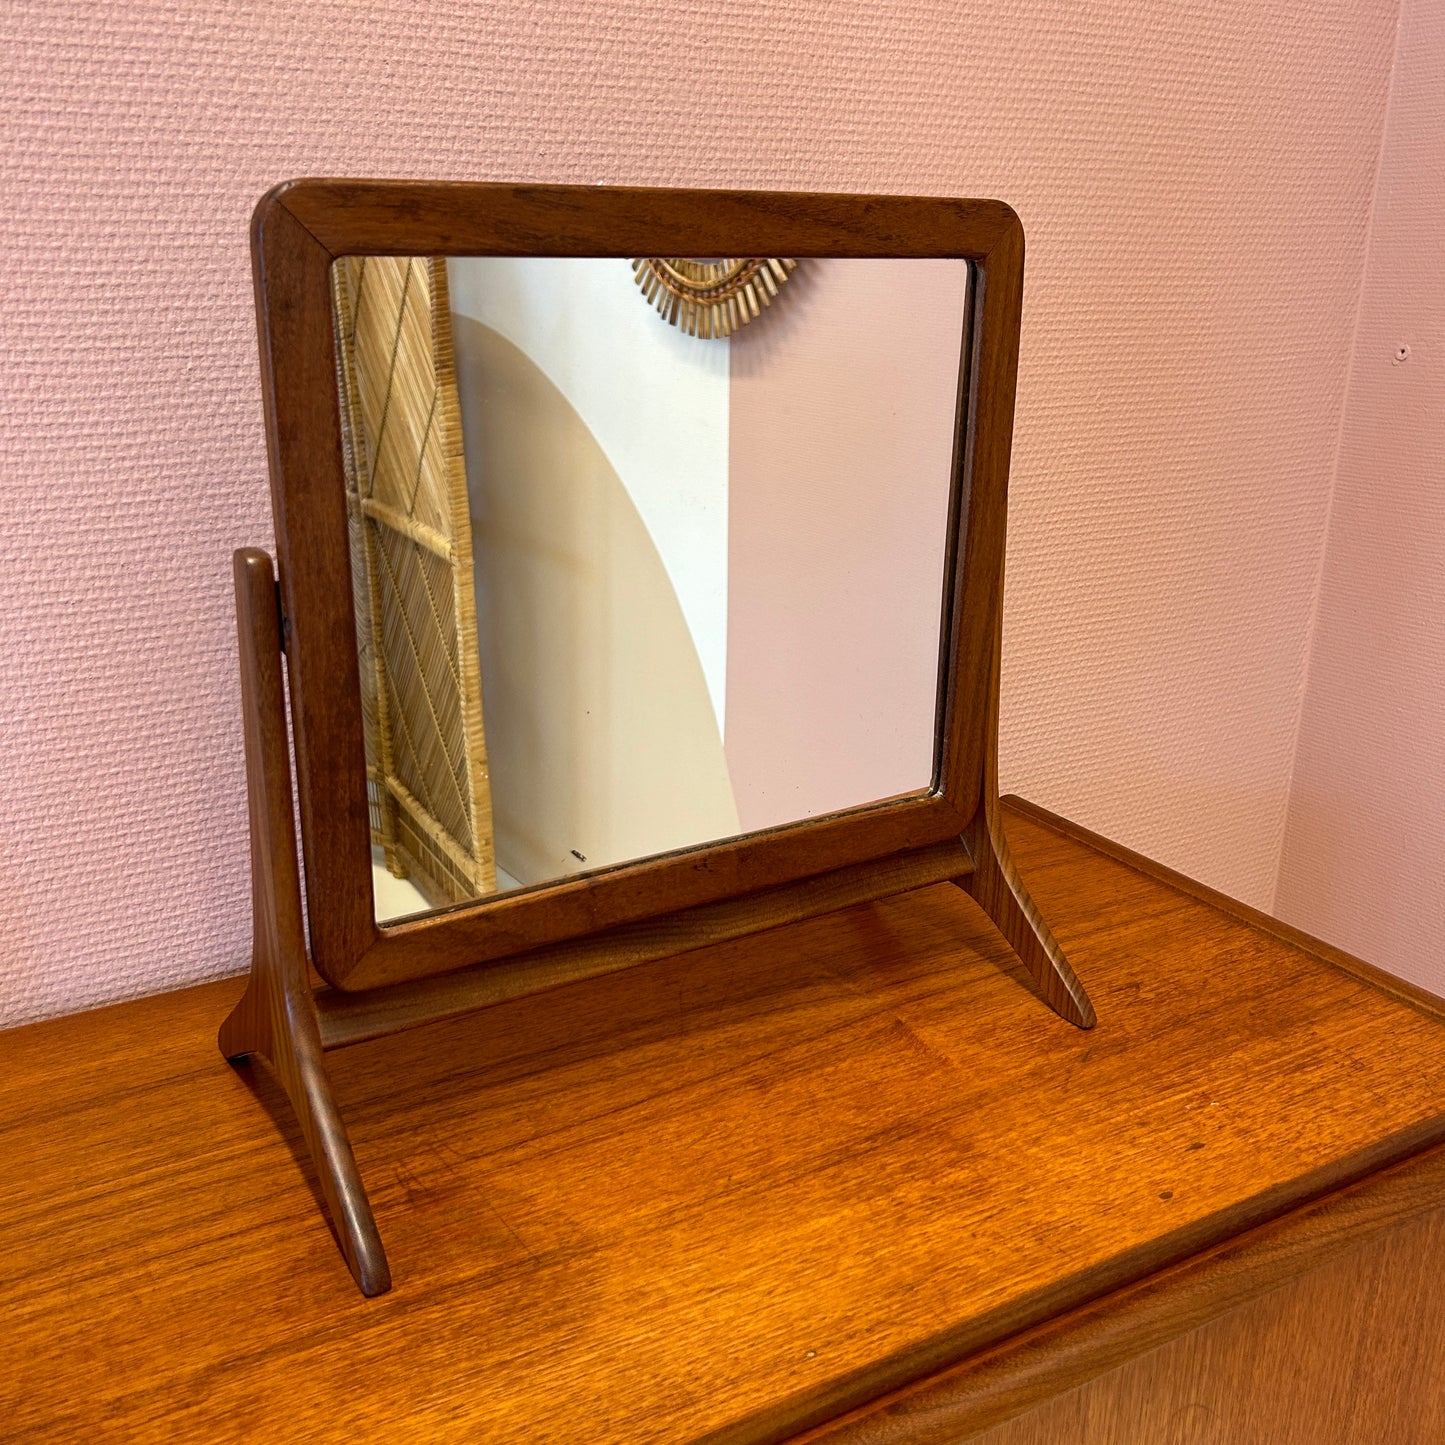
[221,180,1096,1296]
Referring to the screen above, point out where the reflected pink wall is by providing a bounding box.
[725,261,967,831]
[1275,0,1445,995]
[0,1,1408,1024]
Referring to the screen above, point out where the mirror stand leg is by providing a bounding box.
[219,953,391,1296]
[217,547,391,1297]
[954,601,1096,1031]
[958,793,1096,1030]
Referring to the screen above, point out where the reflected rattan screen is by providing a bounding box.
[331,255,496,907]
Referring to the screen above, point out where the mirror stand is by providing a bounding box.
[219,545,1094,1297]
[956,588,1098,1030]
[218,549,391,1295]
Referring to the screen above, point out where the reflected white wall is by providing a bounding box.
[448,257,730,732]
[452,318,741,886]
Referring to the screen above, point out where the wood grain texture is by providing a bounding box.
[791,1137,1445,1444]
[358,789,971,987]
[251,189,376,976]
[276,180,1020,260]
[317,837,978,1050]
[4,807,1445,1441]
[216,549,389,1295]
[957,596,1093,1028]
[250,181,1018,992]
[217,539,1025,1290]
[965,1193,1445,1445]
[1005,794,1445,1028]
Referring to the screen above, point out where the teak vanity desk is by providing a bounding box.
[5,813,1445,1442]
[4,183,1444,1442]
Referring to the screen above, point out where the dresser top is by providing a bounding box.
[4,802,1444,1443]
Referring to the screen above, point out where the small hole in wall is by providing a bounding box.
[1394,344,1411,364]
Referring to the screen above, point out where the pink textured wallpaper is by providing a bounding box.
[1276,0,1445,995]
[0,2,1403,1025]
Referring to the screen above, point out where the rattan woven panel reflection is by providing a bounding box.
[332,256,496,908]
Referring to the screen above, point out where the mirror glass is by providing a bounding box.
[331,255,970,922]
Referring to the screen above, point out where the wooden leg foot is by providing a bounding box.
[958,801,1096,1030]
[955,602,1097,1030]
[219,547,391,1296]
[220,975,392,1297]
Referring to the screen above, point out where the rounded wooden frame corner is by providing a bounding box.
[249,180,1027,994]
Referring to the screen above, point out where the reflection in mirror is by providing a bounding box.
[330,256,970,923]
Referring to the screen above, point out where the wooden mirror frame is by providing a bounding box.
[223,180,1096,1296]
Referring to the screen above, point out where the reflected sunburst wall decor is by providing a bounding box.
[632,258,797,338]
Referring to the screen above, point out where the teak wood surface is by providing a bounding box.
[959,1202,1445,1444]
[250,181,1031,995]
[219,543,1092,1293]
[5,808,1445,1442]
